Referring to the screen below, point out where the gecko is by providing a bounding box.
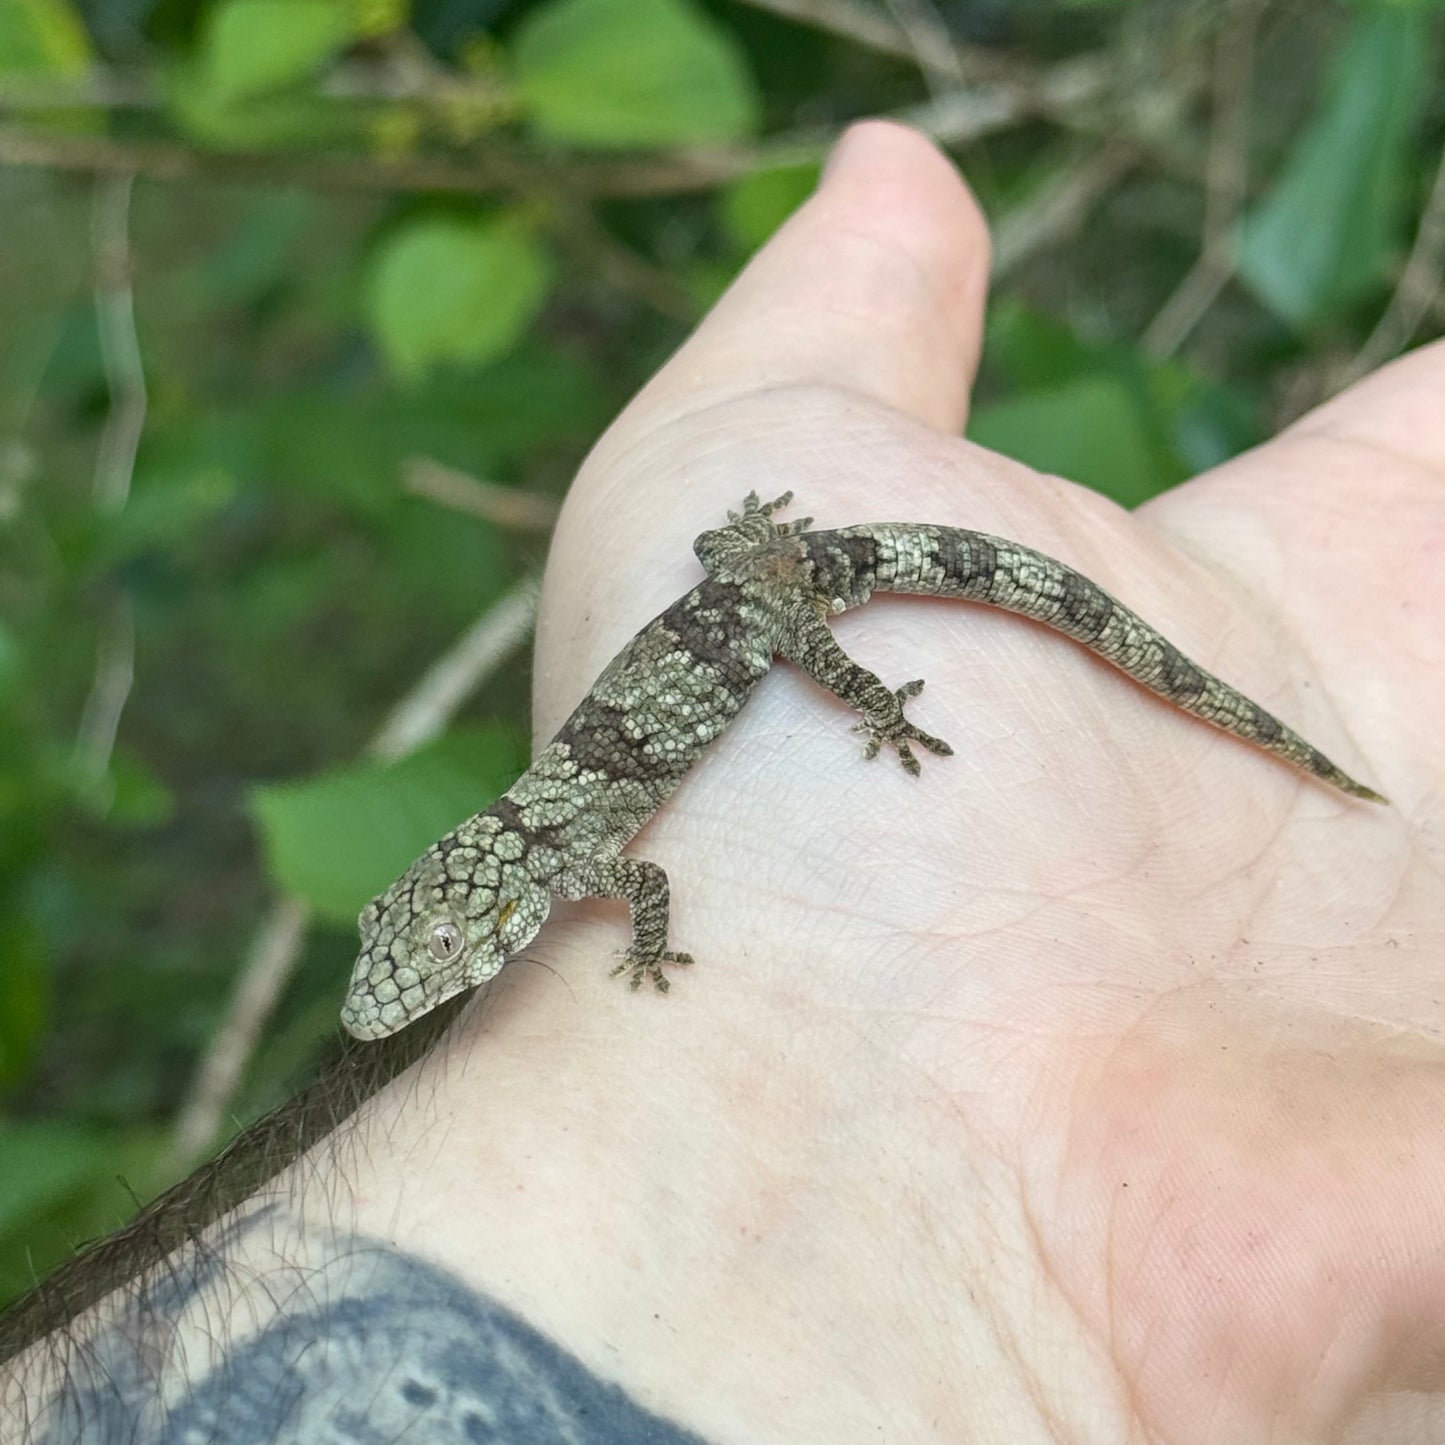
[339,491,1384,1040]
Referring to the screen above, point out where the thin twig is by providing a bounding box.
[403,458,559,531]
[1141,0,1260,359]
[0,69,156,109]
[896,51,1141,154]
[90,174,147,514]
[0,122,532,193]
[73,596,135,794]
[0,58,498,109]
[881,0,966,96]
[727,0,927,63]
[166,898,312,1167]
[553,198,700,321]
[895,84,1025,147]
[366,574,539,764]
[726,0,1028,89]
[74,173,145,793]
[165,574,541,1169]
[991,143,1138,281]
[0,54,1131,201]
[1338,137,1445,386]
[0,119,832,195]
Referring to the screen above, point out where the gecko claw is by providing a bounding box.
[850,679,953,774]
[610,949,694,991]
[736,490,793,520]
[760,491,793,516]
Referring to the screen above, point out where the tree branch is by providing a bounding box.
[73,174,145,796]
[1339,137,1445,386]
[1141,0,1260,359]
[165,573,541,1170]
[403,459,559,532]
[0,52,1140,202]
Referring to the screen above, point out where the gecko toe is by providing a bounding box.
[612,949,693,992]
[848,677,952,773]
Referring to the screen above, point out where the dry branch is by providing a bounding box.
[166,574,541,1170]
[73,174,144,794]
[403,459,560,532]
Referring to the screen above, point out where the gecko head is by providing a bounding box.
[339,818,552,1040]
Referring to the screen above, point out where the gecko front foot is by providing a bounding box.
[610,949,695,992]
[731,490,792,521]
[727,491,813,536]
[851,679,954,777]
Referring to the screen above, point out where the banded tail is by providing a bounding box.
[807,523,1385,804]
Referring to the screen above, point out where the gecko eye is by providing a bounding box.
[428,921,464,962]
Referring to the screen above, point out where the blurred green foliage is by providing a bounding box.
[365,213,553,374]
[0,0,1441,1312]
[253,725,529,924]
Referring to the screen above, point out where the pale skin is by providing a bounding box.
[357,126,1445,1440]
[10,122,1443,1441]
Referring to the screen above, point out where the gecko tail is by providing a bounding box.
[820,524,1387,806]
[1341,779,1389,805]
[1189,678,1388,804]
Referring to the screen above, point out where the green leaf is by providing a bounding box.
[1348,0,1445,11]
[1235,9,1430,327]
[201,0,356,104]
[1152,371,1261,475]
[982,300,1100,391]
[200,190,315,304]
[250,726,528,926]
[0,909,47,1090]
[365,215,553,381]
[718,164,820,252]
[355,0,412,37]
[97,467,236,565]
[967,375,1172,508]
[166,52,370,149]
[0,1126,167,1308]
[0,1124,106,1234]
[0,0,90,76]
[105,750,176,829]
[0,621,22,701]
[512,0,759,148]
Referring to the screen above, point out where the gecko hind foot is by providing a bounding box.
[610,950,695,992]
[851,679,954,777]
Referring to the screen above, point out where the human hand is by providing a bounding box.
[355,120,1444,1442]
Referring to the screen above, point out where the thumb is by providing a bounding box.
[644,119,991,436]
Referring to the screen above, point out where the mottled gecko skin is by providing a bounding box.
[340,492,1383,1039]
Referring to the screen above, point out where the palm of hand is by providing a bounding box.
[526,128,1444,1441]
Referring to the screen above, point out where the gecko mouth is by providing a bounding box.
[339,993,389,1040]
